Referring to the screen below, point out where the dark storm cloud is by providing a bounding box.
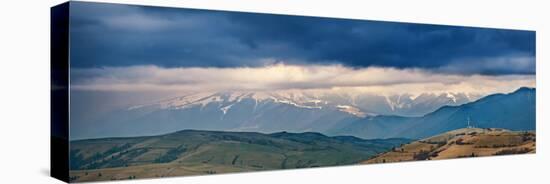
[69,1,535,75]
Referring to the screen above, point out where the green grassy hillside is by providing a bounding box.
[69,130,410,182]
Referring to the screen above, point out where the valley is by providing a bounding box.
[67,87,537,182]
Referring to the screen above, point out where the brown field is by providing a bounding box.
[363,128,536,164]
[69,162,261,182]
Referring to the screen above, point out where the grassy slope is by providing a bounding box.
[363,128,536,164]
[69,130,409,182]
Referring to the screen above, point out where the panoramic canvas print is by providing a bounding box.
[52,1,536,182]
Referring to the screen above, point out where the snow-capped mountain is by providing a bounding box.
[380,92,477,116]
[328,87,536,139]
[129,91,326,112]
[74,91,481,139]
[129,91,480,118]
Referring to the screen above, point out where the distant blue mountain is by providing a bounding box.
[71,90,472,140]
[70,88,535,140]
[327,87,535,139]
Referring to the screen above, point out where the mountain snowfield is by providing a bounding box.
[128,90,480,118]
[70,88,534,140]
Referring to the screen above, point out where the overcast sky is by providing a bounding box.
[68,1,535,95]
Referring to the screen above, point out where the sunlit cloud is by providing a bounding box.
[70,63,535,96]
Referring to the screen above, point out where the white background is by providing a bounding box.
[0,0,548,183]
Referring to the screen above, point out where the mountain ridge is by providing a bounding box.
[127,90,479,117]
[328,87,535,139]
[70,87,533,140]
